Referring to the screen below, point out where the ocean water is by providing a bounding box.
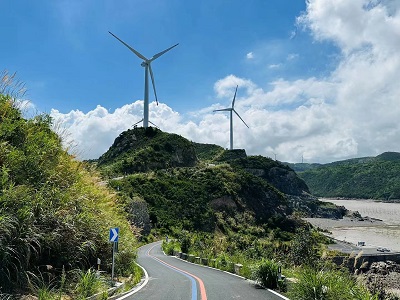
[320,199,400,252]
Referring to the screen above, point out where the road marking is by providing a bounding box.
[147,243,208,300]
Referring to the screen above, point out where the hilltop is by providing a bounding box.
[96,127,346,240]
[292,152,400,200]
[98,127,197,176]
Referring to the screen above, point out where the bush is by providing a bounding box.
[289,267,378,300]
[179,232,191,254]
[162,240,180,255]
[251,259,279,289]
[115,250,137,277]
[278,279,287,293]
[74,269,105,299]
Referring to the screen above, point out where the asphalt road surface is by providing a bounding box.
[328,239,400,255]
[117,241,287,300]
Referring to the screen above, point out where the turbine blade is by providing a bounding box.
[213,108,232,112]
[149,64,158,105]
[148,120,160,128]
[132,118,144,127]
[234,110,249,128]
[150,43,179,61]
[232,85,238,108]
[109,31,148,61]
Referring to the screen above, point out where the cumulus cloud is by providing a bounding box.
[51,0,400,163]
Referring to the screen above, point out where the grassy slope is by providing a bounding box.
[0,94,137,292]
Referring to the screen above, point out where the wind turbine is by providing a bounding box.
[109,31,178,128]
[214,85,249,150]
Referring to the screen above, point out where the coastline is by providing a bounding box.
[304,216,385,231]
[305,198,400,253]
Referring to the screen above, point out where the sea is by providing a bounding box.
[319,198,400,252]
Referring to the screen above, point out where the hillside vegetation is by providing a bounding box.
[0,93,138,294]
[296,152,400,200]
[98,127,197,176]
[96,127,349,263]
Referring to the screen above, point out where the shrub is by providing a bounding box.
[162,240,180,255]
[115,250,137,277]
[289,267,378,300]
[179,232,191,254]
[278,279,287,293]
[74,269,105,299]
[251,259,279,289]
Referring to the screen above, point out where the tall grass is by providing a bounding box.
[26,271,57,300]
[251,259,279,289]
[74,269,105,299]
[289,267,378,300]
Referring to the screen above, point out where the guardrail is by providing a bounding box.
[173,250,243,276]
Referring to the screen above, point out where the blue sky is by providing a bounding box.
[2,0,400,163]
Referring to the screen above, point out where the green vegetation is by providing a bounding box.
[4,70,393,298]
[251,258,279,289]
[0,81,138,297]
[74,269,107,299]
[98,127,197,177]
[192,142,224,161]
[110,164,296,233]
[297,152,400,200]
[289,267,377,300]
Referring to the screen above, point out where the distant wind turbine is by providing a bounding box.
[109,31,178,128]
[214,85,249,150]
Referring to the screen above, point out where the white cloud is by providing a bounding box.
[213,75,257,98]
[51,0,400,163]
[268,64,281,69]
[287,53,299,61]
[246,52,254,59]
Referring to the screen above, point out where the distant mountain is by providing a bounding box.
[296,152,400,200]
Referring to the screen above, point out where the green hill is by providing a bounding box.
[0,94,138,293]
[98,127,197,176]
[98,127,346,237]
[297,152,400,200]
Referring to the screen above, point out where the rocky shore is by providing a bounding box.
[360,261,400,297]
[304,215,385,230]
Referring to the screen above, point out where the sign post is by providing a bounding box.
[109,227,119,285]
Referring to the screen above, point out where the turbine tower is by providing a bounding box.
[109,31,178,128]
[214,85,249,150]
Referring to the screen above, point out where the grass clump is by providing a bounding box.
[251,259,279,289]
[74,269,105,299]
[289,267,378,300]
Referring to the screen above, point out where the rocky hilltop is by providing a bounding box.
[98,127,197,176]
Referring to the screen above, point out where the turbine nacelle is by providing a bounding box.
[141,61,148,67]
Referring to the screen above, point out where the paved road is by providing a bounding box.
[328,238,400,255]
[118,241,287,300]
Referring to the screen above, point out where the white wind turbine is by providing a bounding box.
[214,85,249,150]
[109,31,178,128]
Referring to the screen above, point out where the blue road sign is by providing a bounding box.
[109,227,119,242]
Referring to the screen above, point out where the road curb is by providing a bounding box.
[113,260,149,299]
[167,250,290,299]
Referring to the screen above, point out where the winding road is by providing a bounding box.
[117,241,287,300]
